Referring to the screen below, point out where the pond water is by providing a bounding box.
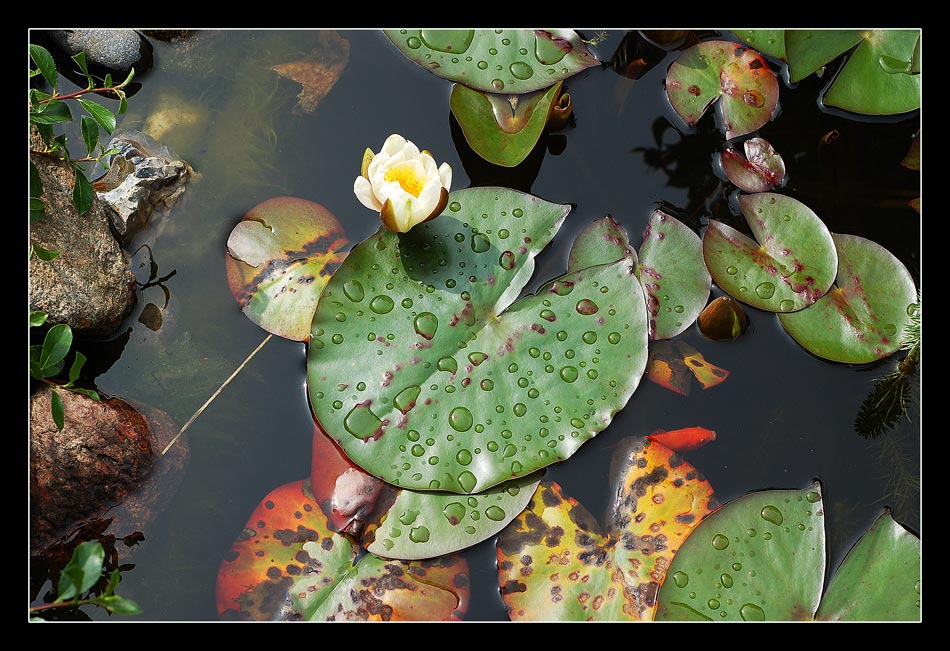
[31,29,920,621]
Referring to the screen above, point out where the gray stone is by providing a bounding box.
[95,129,193,239]
[30,130,136,337]
[48,29,144,72]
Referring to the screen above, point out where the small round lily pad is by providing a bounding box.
[665,41,779,139]
[226,197,349,341]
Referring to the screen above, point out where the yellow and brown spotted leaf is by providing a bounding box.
[646,340,729,395]
[272,31,350,113]
[497,437,716,621]
[302,554,470,621]
[225,196,349,341]
[216,479,356,621]
[216,478,470,621]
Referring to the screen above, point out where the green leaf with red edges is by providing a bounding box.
[720,137,786,193]
[816,510,920,621]
[308,187,648,494]
[656,483,826,621]
[647,427,717,453]
[226,196,349,342]
[450,81,570,167]
[778,234,917,364]
[567,216,635,273]
[786,30,920,115]
[703,193,838,313]
[665,41,779,139]
[310,421,540,560]
[384,29,599,95]
[496,436,716,621]
[731,30,786,60]
[646,341,729,396]
[216,479,471,621]
[637,209,710,340]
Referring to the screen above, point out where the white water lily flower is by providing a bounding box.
[353,134,452,233]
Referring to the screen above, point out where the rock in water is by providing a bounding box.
[30,388,188,555]
[30,129,136,337]
[95,129,193,239]
[47,29,150,74]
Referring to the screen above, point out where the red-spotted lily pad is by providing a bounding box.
[816,510,921,621]
[731,30,786,60]
[703,193,837,313]
[786,30,921,115]
[665,41,779,139]
[720,137,786,193]
[637,210,711,340]
[647,426,717,453]
[308,187,648,494]
[450,81,571,167]
[646,340,729,396]
[310,422,540,560]
[567,215,633,273]
[226,197,349,341]
[384,29,599,94]
[655,485,920,621]
[496,436,716,621]
[777,234,917,364]
[216,479,470,621]
[568,212,710,340]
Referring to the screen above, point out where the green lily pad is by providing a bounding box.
[567,215,634,273]
[731,30,786,60]
[637,209,710,340]
[497,437,716,621]
[569,212,709,340]
[310,421,540,560]
[384,29,600,94]
[720,137,786,193]
[364,471,541,560]
[816,510,921,621]
[778,233,917,364]
[216,479,470,621]
[665,41,779,139]
[646,340,730,396]
[703,193,838,312]
[450,81,569,168]
[655,483,826,621]
[308,187,648,494]
[225,196,349,341]
[786,30,921,115]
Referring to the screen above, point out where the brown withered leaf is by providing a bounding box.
[272,31,350,113]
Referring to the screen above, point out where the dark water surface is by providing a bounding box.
[34,30,920,621]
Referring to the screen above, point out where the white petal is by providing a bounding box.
[366,150,391,180]
[380,134,407,156]
[438,162,452,191]
[400,139,421,161]
[420,152,438,177]
[389,195,415,232]
[414,178,443,219]
[353,176,382,211]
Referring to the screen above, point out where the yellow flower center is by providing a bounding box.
[384,163,425,197]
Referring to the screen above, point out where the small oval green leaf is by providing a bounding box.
[41,323,73,369]
[77,98,117,135]
[57,540,104,601]
[80,115,99,156]
[29,44,58,90]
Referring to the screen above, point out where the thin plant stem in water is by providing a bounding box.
[161,333,273,455]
